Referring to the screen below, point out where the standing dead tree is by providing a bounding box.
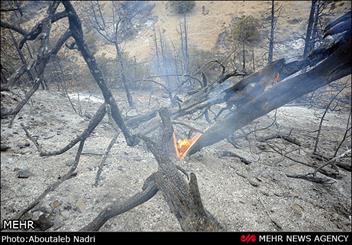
[180,15,190,76]
[61,1,137,146]
[87,1,154,107]
[88,1,132,107]
[303,0,318,57]
[267,0,282,63]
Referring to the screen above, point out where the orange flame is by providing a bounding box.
[173,131,202,160]
[274,73,280,83]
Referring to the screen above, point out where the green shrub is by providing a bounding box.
[169,1,196,15]
[232,15,260,46]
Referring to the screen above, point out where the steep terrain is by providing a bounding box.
[1,1,351,232]
[1,89,351,231]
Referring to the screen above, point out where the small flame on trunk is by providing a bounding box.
[173,131,202,160]
[274,73,280,83]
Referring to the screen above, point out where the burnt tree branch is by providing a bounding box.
[62,1,138,146]
[22,103,106,157]
[15,139,86,220]
[137,108,224,231]
[188,34,351,156]
[80,174,159,231]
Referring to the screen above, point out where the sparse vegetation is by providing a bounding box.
[169,1,196,15]
[232,15,261,45]
[0,1,351,233]
[231,15,261,70]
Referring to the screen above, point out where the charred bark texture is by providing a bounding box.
[15,139,86,220]
[304,0,318,57]
[188,34,351,155]
[80,174,159,231]
[137,108,223,231]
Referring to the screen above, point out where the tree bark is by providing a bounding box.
[303,0,318,57]
[188,36,351,155]
[62,1,138,146]
[268,0,275,63]
[115,42,133,107]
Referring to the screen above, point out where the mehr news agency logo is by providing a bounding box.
[240,234,350,243]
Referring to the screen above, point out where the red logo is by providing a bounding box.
[241,234,257,243]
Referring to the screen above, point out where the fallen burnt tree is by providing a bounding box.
[1,1,351,231]
[187,31,351,155]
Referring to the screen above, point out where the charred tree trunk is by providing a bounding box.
[115,42,133,107]
[182,14,189,76]
[311,1,321,49]
[268,0,275,63]
[82,108,223,231]
[252,49,255,72]
[2,3,71,121]
[62,1,138,146]
[136,108,223,231]
[242,40,246,71]
[188,35,351,155]
[153,25,161,74]
[303,0,318,57]
[158,29,172,90]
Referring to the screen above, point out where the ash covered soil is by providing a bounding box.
[1,89,351,231]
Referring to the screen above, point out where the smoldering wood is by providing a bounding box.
[172,120,205,134]
[83,108,223,231]
[90,17,349,146]
[1,2,350,232]
[136,108,223,231]
[126,46,340,136]
[187,33,351,156]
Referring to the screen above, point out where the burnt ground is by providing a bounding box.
[0,89,351,231]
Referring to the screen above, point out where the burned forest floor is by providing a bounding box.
[1,88,351,232]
